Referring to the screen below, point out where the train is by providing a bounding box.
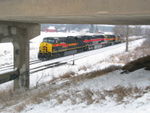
[38,33,121,60]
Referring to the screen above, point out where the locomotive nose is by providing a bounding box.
[39,42,52,53]
[40,43,47,53]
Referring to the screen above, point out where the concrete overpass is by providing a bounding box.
[0,0,150,90]
[0,0,150,24]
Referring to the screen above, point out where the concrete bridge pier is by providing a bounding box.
[13,24,40,90]
[0,22,40,90]
[13,27,31,90]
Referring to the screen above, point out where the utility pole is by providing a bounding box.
[126,25,129,52]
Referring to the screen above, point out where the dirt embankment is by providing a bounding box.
[121,55,150,73]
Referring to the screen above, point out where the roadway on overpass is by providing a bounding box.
[0,0,150,24]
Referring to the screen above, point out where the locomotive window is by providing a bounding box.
[48,39,56,44]
[66,37,76,43]
[101,35,105,39]
[58,38,67,43]
[43,38,56,44]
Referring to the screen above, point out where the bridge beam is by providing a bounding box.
[0,22,40,90]
[0,0,150,24]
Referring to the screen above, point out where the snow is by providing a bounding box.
[0,32,149,113]
[22,96,150,113]
[0,43,13,66]
[47,26,56,30]
[29,38,144,88]
[20,69,150,113]
[76,69,150,91]
[0,33,145,88]
[104,32,114,35]
[129,35,143,40]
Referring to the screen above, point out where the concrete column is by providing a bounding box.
[0,22,40,90]
[13,24,40,90]
[13,28,30,90]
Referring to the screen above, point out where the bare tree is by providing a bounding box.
[132,25,142,36]
[113,25,127,37]
[89,24,95,33]
[113,25,130,52]
[143,28,150,38]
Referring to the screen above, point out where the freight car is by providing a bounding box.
[38,34,120,60]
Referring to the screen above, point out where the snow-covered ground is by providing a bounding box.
[20,69,150,113]
[0,32,149,113]
[30,36,146,88]
[0,32,145,89]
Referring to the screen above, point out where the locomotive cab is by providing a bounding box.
[38,37,57,60]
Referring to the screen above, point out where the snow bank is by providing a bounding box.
[76,69,150,91]
[21,69,150,113]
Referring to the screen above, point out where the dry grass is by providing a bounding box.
[29,91,50,104]
[14,103,27,113]
[48,89,94,105]
[103,86,149,103]
[0,89,14,103]
[60,71,75,79]
[1,50,149,112]
[78,65,91,71]
[0,85,53,112]
[107,38,150,64]
[79,86,149,104]
[0,89,25,112]
[0,65,121,112]
[13,90,51,113]
[78,65,88,71]
[46,86,150,106]
[1,71,150,113]
[67,65,122,86]
[86,65,121,79]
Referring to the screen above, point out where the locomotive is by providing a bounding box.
[38,34,120,60]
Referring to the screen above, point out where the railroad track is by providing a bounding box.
[0,42,126,74]
[0,60,67,74]
[0,60,42,73]
[0,60,41,68]
[30,60,42,65]
[30,61,67,74]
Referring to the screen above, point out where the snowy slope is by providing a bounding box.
[22,37,150,113]
[20,69,150,113]
[77,69,150,91]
